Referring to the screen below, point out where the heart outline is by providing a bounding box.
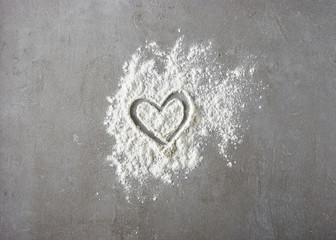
[129,90,193,145]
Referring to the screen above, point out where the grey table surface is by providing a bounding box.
[1,0,336,239]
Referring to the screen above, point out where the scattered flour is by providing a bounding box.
[104,37,257,194]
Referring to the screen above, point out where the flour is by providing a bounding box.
[104,37,257,195]
[137,100,183,139]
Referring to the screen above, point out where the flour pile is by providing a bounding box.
[104,37,256,191]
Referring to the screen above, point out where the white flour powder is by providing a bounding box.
[104,37,256,193]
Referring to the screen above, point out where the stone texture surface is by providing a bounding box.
[1,0,336,239]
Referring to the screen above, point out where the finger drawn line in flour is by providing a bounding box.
[130,91,193,145]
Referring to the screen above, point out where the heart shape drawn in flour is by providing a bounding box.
[130,90,194,145]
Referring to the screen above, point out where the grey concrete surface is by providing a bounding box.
[1,0,336,239]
